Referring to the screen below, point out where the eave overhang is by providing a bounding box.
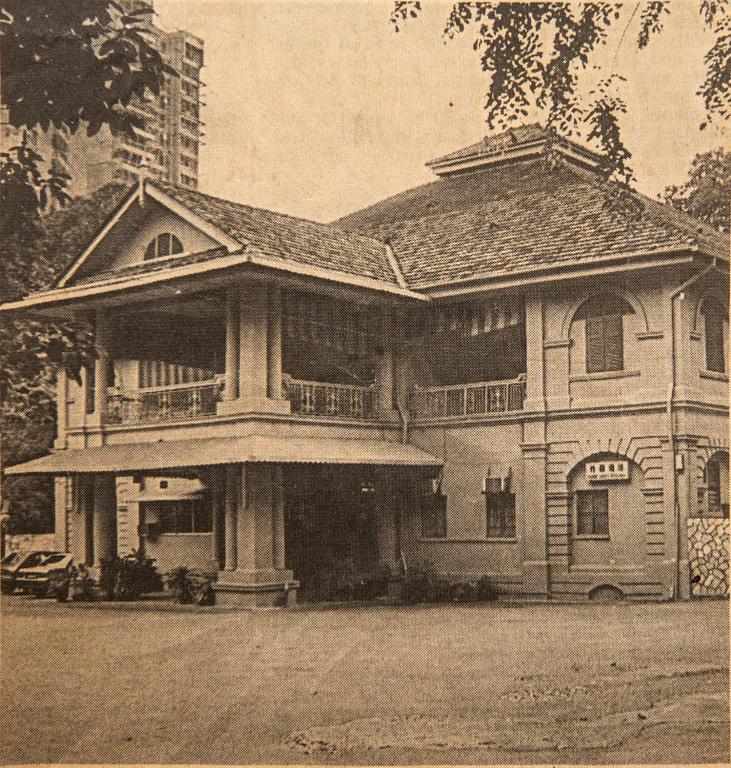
[0,246,428,319]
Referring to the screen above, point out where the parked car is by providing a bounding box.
[1,551,59,594]
[15,553,73,598]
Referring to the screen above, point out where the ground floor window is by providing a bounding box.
[141,498,211,533]
[575,488,609,535]
[421,490,447,538]
[485,490,516,538]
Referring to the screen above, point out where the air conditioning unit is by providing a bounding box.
[482,477,505,494]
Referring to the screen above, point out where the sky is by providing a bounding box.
[155,0,727,222]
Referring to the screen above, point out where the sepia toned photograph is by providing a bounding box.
[0,0,728,765]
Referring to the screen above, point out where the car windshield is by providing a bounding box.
[21,552,50,568]
[39,554,67,567]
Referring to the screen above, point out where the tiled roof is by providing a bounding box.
[334,159,728,289]
[426,122,549,167]
[150,181,398,286]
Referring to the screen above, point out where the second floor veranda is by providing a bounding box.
[59,282,528,435]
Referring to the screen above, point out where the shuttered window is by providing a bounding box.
[582,295,632,373]
[485,491,516,538]
[420,492,447,538]
[576,489,609,536]
[703,298,726,373]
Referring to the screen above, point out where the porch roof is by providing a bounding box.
[5,435,442,475]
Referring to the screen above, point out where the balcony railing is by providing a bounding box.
[105,377,225,425]
[412,377,526,419]
[283,377,378,420]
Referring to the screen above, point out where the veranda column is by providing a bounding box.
[54,370,69,450]
[92,474,117,567]
[210,466,225,570]
[223,287,240,401]
[267,285,284,401]
[236,463,256,573]
[223,464,238,570]
[239,283,269,406]
[376,308,397,419]
[272,464,286,570]
[215,462,296,607]
[93,310,112,423]
[523,291,546,412]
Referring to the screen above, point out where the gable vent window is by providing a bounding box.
[144,233,183,261]
[702,298,726,374]
[578,294,634,374]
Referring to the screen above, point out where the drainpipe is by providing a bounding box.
[667,262,716,599]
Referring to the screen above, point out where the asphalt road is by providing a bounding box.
[1,595,728,764]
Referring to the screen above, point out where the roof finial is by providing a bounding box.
[137,158,150,205]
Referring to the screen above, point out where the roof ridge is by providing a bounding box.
[150,179,390,254]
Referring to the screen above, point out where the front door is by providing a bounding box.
[284,466,380,601]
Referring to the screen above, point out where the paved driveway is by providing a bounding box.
[1,596,728,764]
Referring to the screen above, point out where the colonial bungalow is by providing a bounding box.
[2,124,728,604]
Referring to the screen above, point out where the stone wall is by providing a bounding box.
[688,517,729,597]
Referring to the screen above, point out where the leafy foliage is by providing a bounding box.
[1,182,128,533]
[1,0,171,137]
[662,148,731,233]
[390,1,729,190]
[99,550,163,599]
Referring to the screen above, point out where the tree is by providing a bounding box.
[1,0,169,533]
[1,183,128,533]
[662,148,731,233]
[389,2,729,194]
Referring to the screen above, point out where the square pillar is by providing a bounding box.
[217,283,289,416]
[267,286,284,400]
[210,466,225,570]
[223,464,238,570]
[521,441,549,598]
[376,309,399,421]
[215,462,297,607]
[223,287,240,401]
[92,474,117,568]
[523,292,546,412]
[54,370,69,450]
[91,311,112,428]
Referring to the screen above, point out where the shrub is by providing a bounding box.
[166,566,197,604]
[99,550,162,600]
[476,575,499,602]
[48,570,71,602]
[401,560,451,605]
[69,565,97,602]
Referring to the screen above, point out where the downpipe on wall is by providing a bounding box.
[667,262,717,600]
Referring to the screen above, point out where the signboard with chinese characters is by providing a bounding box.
[586,460,629,481]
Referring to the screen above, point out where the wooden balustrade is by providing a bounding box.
[412,378,526,419]
[105,376,225,425]
[283,377,378,419]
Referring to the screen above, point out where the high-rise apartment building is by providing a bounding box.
[1,1,204,198]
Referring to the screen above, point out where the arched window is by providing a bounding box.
[577,294,635,373]
[702,297,727,373]
[144,233,183,261]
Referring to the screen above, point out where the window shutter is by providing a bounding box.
[594,489,609,534]
[603,313,624,372]
[576,491,592,534]
[585,315,605,373]
[705,304,725,373]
